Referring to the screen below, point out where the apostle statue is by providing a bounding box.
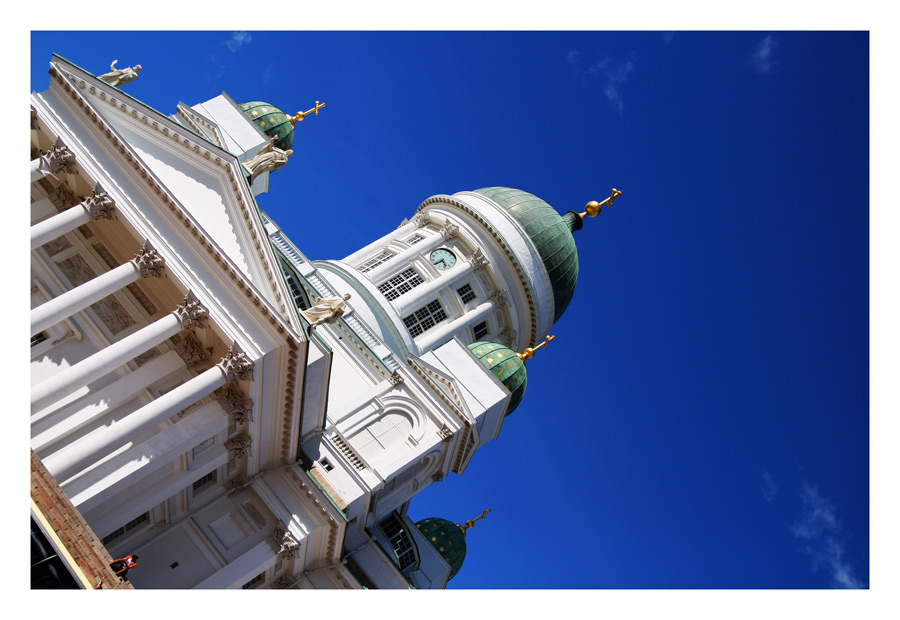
[242,140,293,181]
[98,60,142,87]
[300,293,352,328]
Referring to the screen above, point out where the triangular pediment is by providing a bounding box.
[47,57,298,329]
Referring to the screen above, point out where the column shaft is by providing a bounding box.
[31,312,182,412]
[43,364,227,481]
[31,261,140,336]
[416,301,494,353]
[31,204,91,249]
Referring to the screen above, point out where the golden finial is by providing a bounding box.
[458,509,491,536]
[580,188,622,219]
[290,101,326,125]
[517,334,555,362]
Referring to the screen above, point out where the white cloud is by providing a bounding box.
[750,35,778,74]
[759,469,778,502]
[226,31,252,52]
[791,482,865,588]
[567,50,635,114]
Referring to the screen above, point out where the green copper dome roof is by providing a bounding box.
[472,187,579,323]
[415,517,467,580]
[239,101,294,150]
[468,341,527,416]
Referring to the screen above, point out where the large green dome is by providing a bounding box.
[468,341,527,416]
[239,101,294,150]
[415,517,467,580]
[472,187,579,323]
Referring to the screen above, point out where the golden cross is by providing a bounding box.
[518,334,555,362]
[290,101,326,125]
[581,188,622,218]
[460,509,491,535]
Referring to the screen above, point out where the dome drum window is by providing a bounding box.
[378,268,424,301]
[473,320,489,340]
[356,249,395,273]
[457,283,477,304]
[403,300,447,337]
[379,513,419,573]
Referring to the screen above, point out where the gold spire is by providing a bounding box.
[517,334,555,362]
[458,509,491,536]
[580,188,622,219]
[289,101,326,125]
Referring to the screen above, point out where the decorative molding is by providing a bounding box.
[41,236,72,257]
[440,222,459,241]
[389,370,405,386]
[39,137,76,176]
[438,424,453,442]
[84,184,116,220]
[272,524,300,561]
[173,291,209,330]
[489,289,509,308]
[432,471,444,483]
[271,575,293,589]
[498,327,517,349]
[467,246,490,271]
[131,241,165,278]
[218,343,255,382]
[411,213,431,228]
[216,382,254,427]
[225,433,252,459]
[223,473,249,491]
[174,332,209,368]
[47,183,80,212]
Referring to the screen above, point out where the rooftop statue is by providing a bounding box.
[98,60,142,87]
[242,140,293,181]
[300,293,352,328]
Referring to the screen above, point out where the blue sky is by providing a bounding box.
[28,29,878,596]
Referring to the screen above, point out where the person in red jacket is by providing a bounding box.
[109,554,139,578]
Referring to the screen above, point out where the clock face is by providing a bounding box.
[430,248,457,270]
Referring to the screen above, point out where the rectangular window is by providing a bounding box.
[377,268,424,301]
[402,300,447,337]
[192,470,217,496]
[101,512,149,545]
[379,514,417,572]
[473,320,489,340]
[31,332,49,347]
[457,283,477,304]
[357,250,394,273]
[242,572,266,589]
[406,233,424,246]
[319,458,334,472]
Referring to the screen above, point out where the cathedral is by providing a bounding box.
[29,53,620,589]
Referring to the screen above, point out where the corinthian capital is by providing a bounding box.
[83,184,116,220]
[132,241,166,278]
[440,222,459,241]
[225,433,253,459]
[218,343,255,382]
[467,247,490,271]
[174,291,209,330]
[272,525,300,560]
[39,137,76,176]
[217,383,254,424]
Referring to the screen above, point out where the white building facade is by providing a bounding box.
[29,54,611,589]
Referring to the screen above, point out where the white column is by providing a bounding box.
[31,137,75,182]
[43,343,253,483]
[68,401,228,513]
[193,541,277,589]
[31,185,116,249]
[417,300,494,352]
[30,292,207,412]
[30,240,164,336]
[86,446,229,537]
[31,350,184,451]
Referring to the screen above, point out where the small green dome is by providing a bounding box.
[239,101,294,150]
[468,341,527,416]
[473,187,579,323]
[415,517,467,580]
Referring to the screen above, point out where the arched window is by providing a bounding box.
[350,409,413,463]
